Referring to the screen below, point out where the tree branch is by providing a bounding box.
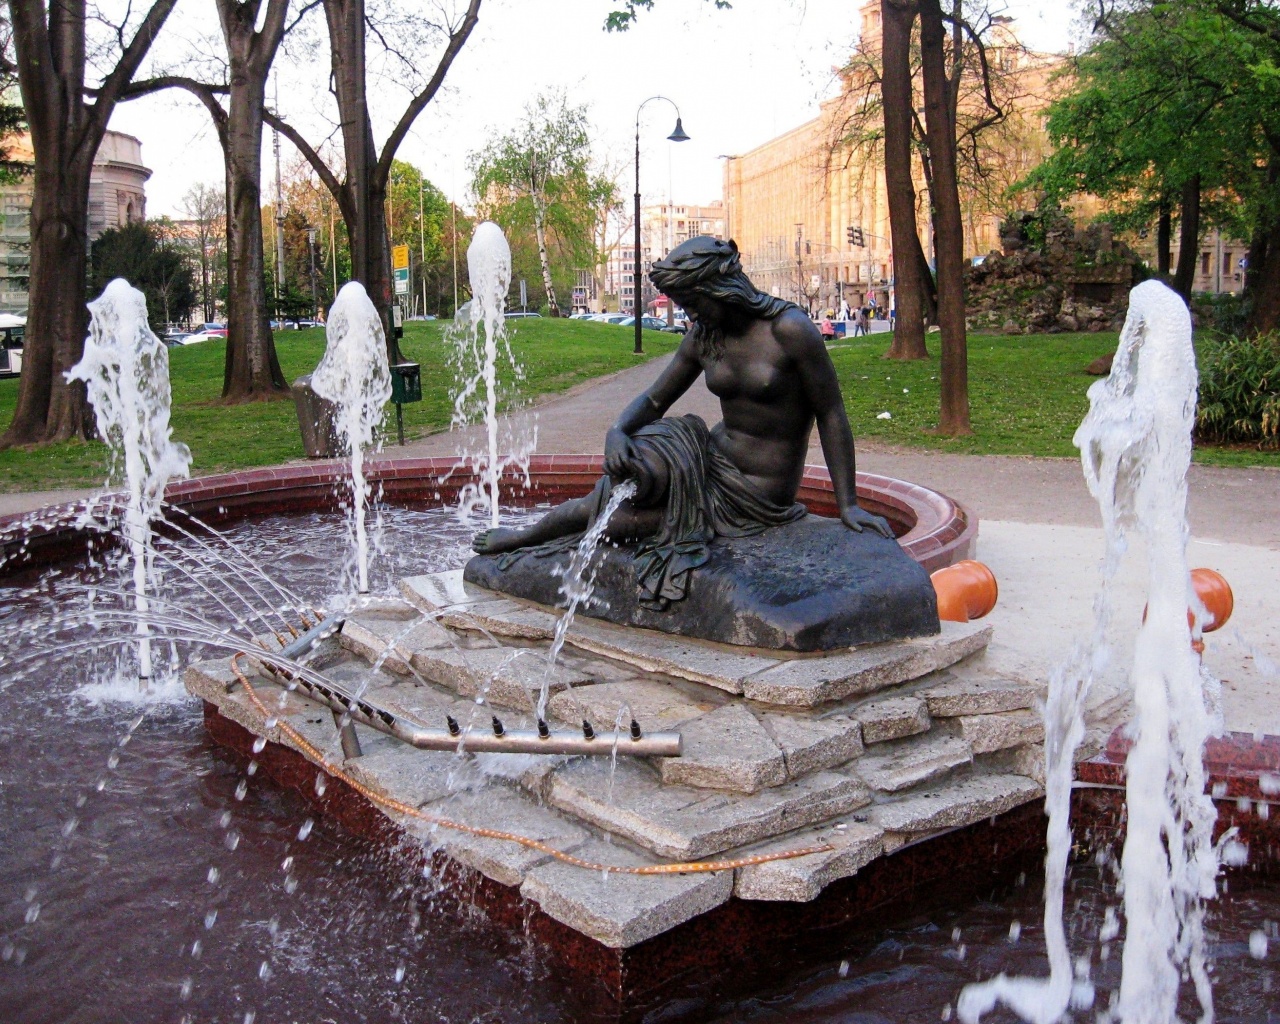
[263,107,353,224]
[118,77,229,149]
[373,0,481,188]
[90,0,180,130]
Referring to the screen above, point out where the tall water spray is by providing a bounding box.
[959,280,1222,1024]
[311,282,392,594]
[67,279,192,683]
[450,221,535,528]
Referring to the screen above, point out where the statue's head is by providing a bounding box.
[649,236,794,358]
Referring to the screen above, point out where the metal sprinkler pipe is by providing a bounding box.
[253,648,683,758]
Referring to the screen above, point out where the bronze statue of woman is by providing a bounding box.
[472,235,892,610]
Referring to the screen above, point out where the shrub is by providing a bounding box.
[1191,291,1251,337]
[1196,331,1280,448]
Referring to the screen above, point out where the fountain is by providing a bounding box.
[449,221,535,529]
[959,280,1225,1024]
[66,278,192,683]
[310,281,392,594]
[1,265,1275,1023]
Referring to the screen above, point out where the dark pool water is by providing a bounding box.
[1,506,1276,1024]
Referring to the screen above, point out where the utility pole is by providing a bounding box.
[273,73,285,316]
[419,181,428,317]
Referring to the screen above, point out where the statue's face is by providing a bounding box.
[680,293,728,327]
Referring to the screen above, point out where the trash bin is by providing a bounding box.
[389,361,421,404]
[292,372,342,458]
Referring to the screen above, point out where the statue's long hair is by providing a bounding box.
[649,237,796,359]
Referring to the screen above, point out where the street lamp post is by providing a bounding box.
[634,95,689,355]
[306,226,319,319]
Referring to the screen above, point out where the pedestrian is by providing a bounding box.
[820,314,836,340]
[851,307,867,337]
[838,298,851,322]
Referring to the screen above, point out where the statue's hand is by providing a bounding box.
[604,428,635,481]
[841,504,894,539]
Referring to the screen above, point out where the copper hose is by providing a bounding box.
[229,653,833,875]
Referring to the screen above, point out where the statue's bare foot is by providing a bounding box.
[472,527,530,554]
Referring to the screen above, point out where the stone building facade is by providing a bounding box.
[0,130,151,314]
[598,201,726,313]
[723,1,1059,315]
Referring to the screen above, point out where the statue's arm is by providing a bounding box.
[775,311,893,537]
[604,333,702,479]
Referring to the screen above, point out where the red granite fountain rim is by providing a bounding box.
[1077,725,1280,803]
[0,454,977,576]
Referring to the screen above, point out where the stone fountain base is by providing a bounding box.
[186,569,1050,965]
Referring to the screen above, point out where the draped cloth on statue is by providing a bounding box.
[496,414,805,609]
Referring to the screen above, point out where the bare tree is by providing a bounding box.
[2,0,178,447]
[267,0,481,355]
[181,182,226,323]
[880,0,933,360]
[127,0,312,400]
[587,157,631,313]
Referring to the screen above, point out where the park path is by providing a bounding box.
[394,351,1280,550]
[3,352,1278,549]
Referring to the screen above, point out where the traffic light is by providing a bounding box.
[846,226,866,248]
[846,225,855,247]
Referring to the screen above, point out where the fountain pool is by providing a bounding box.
[1,503,1277,1024]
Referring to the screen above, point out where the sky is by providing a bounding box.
[109,0,1084,220]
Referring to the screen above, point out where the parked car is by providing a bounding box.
[505,311,542,319]
[617,316,670,331]
[597,313,631,325]
[661,319,689,334]
[0,313,24,375]
[199,322,225,331]
[163,332,191,347]
[294,319,320,329]
[407,314,437,321]
[183,328,227,344]
[569,312,597,320]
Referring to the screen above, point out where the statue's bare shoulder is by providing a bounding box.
[770,306,827,362]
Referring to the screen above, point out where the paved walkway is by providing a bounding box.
[396,353,1280,549]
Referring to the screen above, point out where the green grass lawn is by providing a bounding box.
[0,319,679,493]
[0,323,1275,494]
[828,330,1280,468]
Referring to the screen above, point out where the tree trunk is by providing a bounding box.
[1172,174,1201,302]
[2,0,178,447]
[1156,197,1171,276]
[2,154,96,444]
[914,236,937,324]
[921,0,967,435]
[920,0,971,435]
[222,68,287,400]
[533,197,560,316]
[881,0,929,360]
[326,0,401,360]
[1245,212,1280,335]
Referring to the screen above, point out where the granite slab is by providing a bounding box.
[520,839,734,948]
[742,622,993,707]
[734,821,885,902]
[546,757,871,860]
